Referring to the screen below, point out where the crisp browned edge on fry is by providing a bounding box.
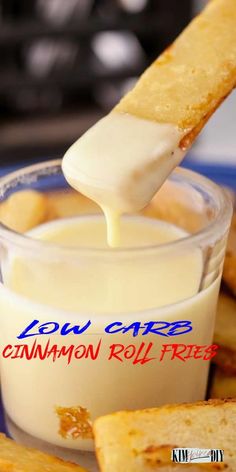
[0,433,87,471]
[116,0,236,148]
[94,399,236,471]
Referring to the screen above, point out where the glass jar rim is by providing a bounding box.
[0,159,232,259]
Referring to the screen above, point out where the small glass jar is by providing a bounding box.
[0,160,232,469]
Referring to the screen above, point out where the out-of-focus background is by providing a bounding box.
[0,0,235,167]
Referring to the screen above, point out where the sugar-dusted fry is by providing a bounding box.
[62,0,236,236]
[116,0,236,140]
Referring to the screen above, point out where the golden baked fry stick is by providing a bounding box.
[116,0,236,146]
[46,190,100,220]
[141,180,206,233]
[0,433,87,472]
[0,190,48,233]
[62,0,236,224]
[94,400,236,472]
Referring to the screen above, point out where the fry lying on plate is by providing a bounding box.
[0,190,48,233]
[94,399,236,472]
[0,189,101,233]
[0,433,87,472]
